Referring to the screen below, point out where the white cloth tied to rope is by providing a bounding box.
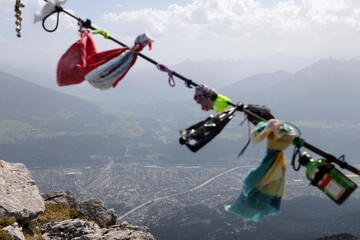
[86,33,155,90]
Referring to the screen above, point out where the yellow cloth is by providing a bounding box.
[214,94,231,113]
[255,151,286,196]
[251,119,297,197]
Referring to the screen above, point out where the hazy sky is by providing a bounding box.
[1,0,360,72]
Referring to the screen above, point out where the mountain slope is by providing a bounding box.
[0,71,103,123]
[221,58,360,123]
[0,71,127,167]
[0,55,316,107]
[220,70,291,98]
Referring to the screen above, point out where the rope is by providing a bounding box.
[237,118,251,159]
[291,141,302,171]
[40,3,198,90]
[157,64,176,87]
[38,1,360,176]
[41,6,62,32]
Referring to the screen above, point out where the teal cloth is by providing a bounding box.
[255,121,292,136]
[225,189,281,222]
[242,149,280,196]
[254,121,267,132]
[225,149,281,222]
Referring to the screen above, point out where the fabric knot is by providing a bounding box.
[157,64,175,87]
[135,33,155,50]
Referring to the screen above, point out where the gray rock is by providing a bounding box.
[42,190,78,208]
[77,199,117,226]
[2,223,25,240]
[0,160,45,223]
[75,221,155,240]
[42,219,100,240]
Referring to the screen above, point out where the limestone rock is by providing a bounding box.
[75,221,155,240]
[42,190,78,208]
[42,219,100,240]
[77,198,117,227]
[0,160,45,223]
[2,223,25,240]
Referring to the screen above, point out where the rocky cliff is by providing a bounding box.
[0,160,154,240]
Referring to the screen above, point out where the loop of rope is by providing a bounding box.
[157,64,176,87]
[291,145,302,171]
[42,6,62,32]
[291,136,304,171]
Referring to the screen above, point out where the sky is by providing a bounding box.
[1,0,360,73]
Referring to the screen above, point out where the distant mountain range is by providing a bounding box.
[0,71,133,167]
[0,71,103,124]
[1,57,360,167]
[3,56,358,124]
[0,54,316,106]
[221,57,360,124]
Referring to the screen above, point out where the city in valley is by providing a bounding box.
[30,159,360,224]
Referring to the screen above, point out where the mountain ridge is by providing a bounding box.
[221,57,360,123]
[0,70,103,123]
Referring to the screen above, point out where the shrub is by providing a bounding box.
[0,217,16,229]
[24,233,46,240]
[36,203,79,224]
[0,230,13,240]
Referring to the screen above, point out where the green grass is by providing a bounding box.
[0,230,13,240]
[36,203,79,224]
[0,217,16,228]
[35,203,111,227]
[0,217,17,240]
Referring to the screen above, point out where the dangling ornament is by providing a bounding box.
[15,0,25,38]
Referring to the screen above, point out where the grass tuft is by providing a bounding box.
[0,217,16,229]
[36,203,79,224]
[0,230,13,240]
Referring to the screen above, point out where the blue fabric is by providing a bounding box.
[254,121,267,133]
[255,120,292,135]
[242,149,279,196]
[225,149,281,222]
[225,188,281,222]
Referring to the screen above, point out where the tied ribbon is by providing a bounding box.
[91,29,110,39]
[157,64,176,87]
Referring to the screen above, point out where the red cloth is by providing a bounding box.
[56,31,129,87]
